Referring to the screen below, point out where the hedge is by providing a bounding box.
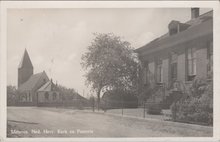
[170,78,213,125]
[100,89,138,109]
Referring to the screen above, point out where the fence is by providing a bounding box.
[8,98,91,108]
[91,99,212,126]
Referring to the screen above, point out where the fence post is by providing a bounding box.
[143,102,146,118]
[174,101,176,121]
[121,100,123,116]
[121,94,123,116]
[92,97,95,112]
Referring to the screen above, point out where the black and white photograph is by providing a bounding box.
[1,1,219,140]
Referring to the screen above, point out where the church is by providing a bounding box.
[17,49,61,106]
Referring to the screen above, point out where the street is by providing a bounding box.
[7,107,212,137]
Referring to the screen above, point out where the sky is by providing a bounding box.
[7,8,211,98]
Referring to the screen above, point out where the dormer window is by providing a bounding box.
[168,20,190,36]
[169,28,178,36]
[168,21,179,36]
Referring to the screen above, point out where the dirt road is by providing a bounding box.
[7,107,212,137]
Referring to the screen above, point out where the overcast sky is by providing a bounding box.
[7,8,211,98]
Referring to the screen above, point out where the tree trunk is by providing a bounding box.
[97,87,102,111]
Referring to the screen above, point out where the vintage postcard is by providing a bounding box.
[0,1,220,142]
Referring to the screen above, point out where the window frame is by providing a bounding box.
[143,61,148,85]
[170,52,178,82]
[53,92,57,101]
[186,47,197,81]
[156,58,163,83]
[45,92,49,101]
[28,91,32,102]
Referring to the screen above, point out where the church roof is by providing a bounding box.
[38,80,58,92]
[18,71,47,92]
[18,49,33,69]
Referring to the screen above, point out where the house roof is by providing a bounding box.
[18,49,33,69]
[18,71,47,92]
[135,10,213,54]
[38,80,58,92]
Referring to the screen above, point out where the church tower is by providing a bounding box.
[18,49,33,87]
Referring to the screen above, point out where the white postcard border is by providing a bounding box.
[1,1,220,142]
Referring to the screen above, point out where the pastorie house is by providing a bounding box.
[135,8,213,105]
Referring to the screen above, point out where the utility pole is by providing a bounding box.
[143,102,146,118]
[49,58,54,80]
[121,94,123,116]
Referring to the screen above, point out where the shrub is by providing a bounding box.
[101,89,138,109]
[146,103,162,115]
[7,85,21,106]
[170,78,213,125]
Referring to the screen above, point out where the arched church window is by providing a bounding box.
[45,92,49,101]
[53,92,57,100]
[25,93,28,102]
[28,92,32,102]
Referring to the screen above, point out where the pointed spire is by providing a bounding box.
[18,49,33,69]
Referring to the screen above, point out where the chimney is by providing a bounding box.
[191,8,200,19]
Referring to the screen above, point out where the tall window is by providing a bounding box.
[207,41,213,78]
[143,61,148,85]
[156,58,163,83]
[170,52,178,82]
[187,47,197,81]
